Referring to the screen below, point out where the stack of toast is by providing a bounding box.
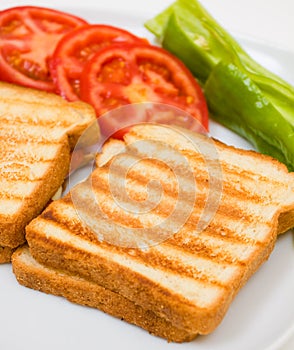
[0,82,97,262]
[11,124,294,342]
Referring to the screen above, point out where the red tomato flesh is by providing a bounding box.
[49,24,148,101]
[80,44,209,135]
[0,6,87,91]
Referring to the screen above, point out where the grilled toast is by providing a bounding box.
[23,124,294,339]
[12,245,196,342]
[0,82,97,262]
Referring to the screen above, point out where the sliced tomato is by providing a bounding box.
[0,6,87,91]
[80,44,209,136]
[49,25,148,101]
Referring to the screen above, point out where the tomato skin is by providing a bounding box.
[0,6,87,91]
[49,24,148,101]
[80,44,209,135]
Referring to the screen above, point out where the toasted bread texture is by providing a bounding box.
[25,124,294,338]
[12,246,196,343]
[95,134,294,236]
[0,82,97,251]
[0,246,15,264]
[277,210,294,234]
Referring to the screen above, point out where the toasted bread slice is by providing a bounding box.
[0,82,97,253]
[12,246,196,343]
[25,124,294,338]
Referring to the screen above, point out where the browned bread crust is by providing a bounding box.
[12,246,196,343]
[0,245,15,264]
[278,209,294,234]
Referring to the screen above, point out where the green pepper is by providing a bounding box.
[145,0,241,83]
[145,0,294,171]
[145,0,293,89]
[205,62,294,170]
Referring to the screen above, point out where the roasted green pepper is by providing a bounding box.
[145,0,294,171]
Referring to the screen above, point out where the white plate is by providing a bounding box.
[0,1,293,350]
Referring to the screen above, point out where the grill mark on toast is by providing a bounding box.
[0,159,62,182]
[0,122,65,140]
[0,171,52,182]
[1,140,67,180]
[165,237,257,265]
[40,205,237,288]
[0,117,72,129]
[99,149,284,209]
[200,223,264,245]
[64,161,274,246]
[1,140,64,150]
[82,180,271,244]
[89,180,268,244]
[125,128,288,192]
[101,154,199,196]
[71,182,150,230]
[91,170,197,224]
[1,137,57,148]
[70,170,273,245]
[42,199,98,242]
[166,220,265,248]
[42,197,256,269]
[0,111,74,128]
[90,168,273,232]
[28,221,226,309]
[124,246,240,288]
[90,180,200,230]
[0,157,58,166]
[0,132,64,145]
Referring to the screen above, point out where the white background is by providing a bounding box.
[0,1,293,349]
[205,0,294,53]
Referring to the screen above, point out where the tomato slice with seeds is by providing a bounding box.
[49,25,148,101]
[80,44,209,135]
[0,6,87,91]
